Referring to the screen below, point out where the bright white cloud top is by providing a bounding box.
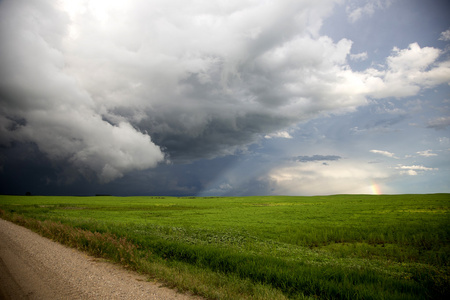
[0,0,449,196]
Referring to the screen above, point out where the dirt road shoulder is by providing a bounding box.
[0,218,200,299]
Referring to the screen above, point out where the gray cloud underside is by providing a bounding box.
[1,0,449,182]
[294,155,342,162]
[426,116,450,130]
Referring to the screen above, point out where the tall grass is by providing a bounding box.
[0,208,289,300]
[1,194,449,299]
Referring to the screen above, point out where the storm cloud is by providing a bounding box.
[293,155,342,162]
[1,0,449,185]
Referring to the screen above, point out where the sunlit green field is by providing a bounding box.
[1,194,449,299]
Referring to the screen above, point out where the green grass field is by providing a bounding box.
[0,194,449,299]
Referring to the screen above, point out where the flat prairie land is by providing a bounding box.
[0,194,449,299]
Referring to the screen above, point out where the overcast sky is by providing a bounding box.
[1,0,449,196]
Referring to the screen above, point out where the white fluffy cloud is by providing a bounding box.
[370,149,396,158]
[395,165,438,176]
[439,28,450,41]
[265,131,293,139]
[350,52,368,61]
[346,0,392,23]
[342,43,450,100]
[417,150,437,157]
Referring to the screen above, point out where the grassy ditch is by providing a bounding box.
[0,194,449,299]
[0,209,287,299]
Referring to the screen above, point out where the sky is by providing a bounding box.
[0,0,449,196]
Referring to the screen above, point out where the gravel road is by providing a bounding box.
[0,218,202,300]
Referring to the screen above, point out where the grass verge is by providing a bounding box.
[0,209,290,300]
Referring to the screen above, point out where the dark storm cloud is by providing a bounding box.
[293,155,342,162]
[141,109,293,161]
[0,0,165,183]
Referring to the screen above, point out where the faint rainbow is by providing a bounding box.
[370,180,382,195]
